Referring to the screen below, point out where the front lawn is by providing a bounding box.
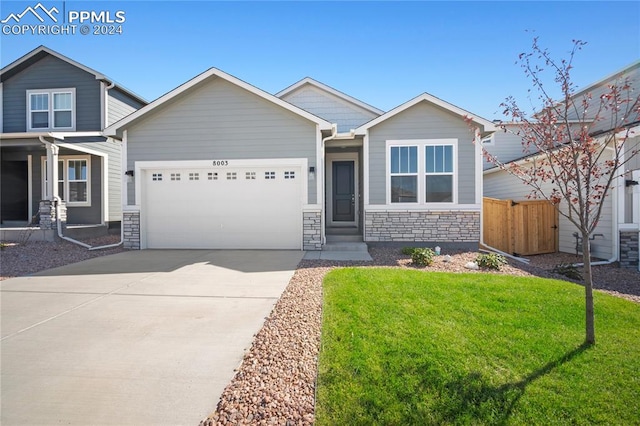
[316,268,640,425]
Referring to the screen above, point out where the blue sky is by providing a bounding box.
[1,1,639,120]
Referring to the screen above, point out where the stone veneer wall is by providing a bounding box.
[365,210,480,242]
[619,230,639,270]
[123,211,141,249]
[303,211,322,251]
[39,200,66,231]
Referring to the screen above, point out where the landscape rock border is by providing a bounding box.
[202,247,639,425]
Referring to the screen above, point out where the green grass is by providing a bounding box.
[316,268,640,425]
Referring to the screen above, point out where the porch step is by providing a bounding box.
[326,227,360,236]
[325,234,363,243]
[322,241,369,252]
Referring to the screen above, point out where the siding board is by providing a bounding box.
[368,101,478,205]
[2,55,101,132]
[126,77,318,205]
[71,139,122,222]
[483,126,536,170]
[281,85,379,132]
[108,88,144,126]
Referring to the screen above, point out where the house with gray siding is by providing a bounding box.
[481,124,535,170]
[0,46,146,240]
[484,61,640,270]
[105,68,495,251]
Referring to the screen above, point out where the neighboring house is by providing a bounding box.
[104,69,495,250]
[484,61,640,269]
[481,123,532,171]
[0,46,146,240]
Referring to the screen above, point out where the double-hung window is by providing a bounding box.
[390,146,418,203]
[388,140,457,204]
[42,156,90,206]
[27,89,75,131]
[425,145,454,202]
[30,93,49,129]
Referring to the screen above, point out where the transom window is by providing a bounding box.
[42,156,90,206]
[388,140,457,204]
[27,89,75,131]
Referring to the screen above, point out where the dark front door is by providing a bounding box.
[0,160,29,223]
[332,161,355,222]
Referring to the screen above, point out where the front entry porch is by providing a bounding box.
[0,135,112,242]
[315,144,371,261]
[325,148,363,238]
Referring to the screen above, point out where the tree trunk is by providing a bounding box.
[582,232,596,345]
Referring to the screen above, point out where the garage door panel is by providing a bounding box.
[142,164,303,249]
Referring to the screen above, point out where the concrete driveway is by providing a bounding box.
[1,249,303,425]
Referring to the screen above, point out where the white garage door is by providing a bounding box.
[141,162,304,249]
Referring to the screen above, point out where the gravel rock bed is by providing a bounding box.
[0,235,124,280]
[202,246,639,425]
[203,263,329,425]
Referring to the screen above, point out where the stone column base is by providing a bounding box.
[303,210,322,251]
[123,211,141,249]
[619,230,639,270]
[39,200,66,232]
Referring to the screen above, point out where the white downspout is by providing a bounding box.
[88,127,127,250]
[89,80,124,250]
[320,124,338,246]
[54,201,91,249]
[103,80,116,127]
[40,136,120,250]
[89,151,124,251]
[39,136,91,248]
[88,224,123,250]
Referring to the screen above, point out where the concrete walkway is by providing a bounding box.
[1,250,303,426]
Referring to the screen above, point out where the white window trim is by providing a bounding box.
[27,88,76,131]
[41,155,91,207]
[425,143,455,203]
[386,139,458,206]
[388,144,419,204]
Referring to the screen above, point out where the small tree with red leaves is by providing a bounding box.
[482,39,640,345]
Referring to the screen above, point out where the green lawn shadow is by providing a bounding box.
[429,343,591,425]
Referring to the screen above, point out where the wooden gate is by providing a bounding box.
[483,197,558,256]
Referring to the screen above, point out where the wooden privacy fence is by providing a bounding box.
[483,197,559,256]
